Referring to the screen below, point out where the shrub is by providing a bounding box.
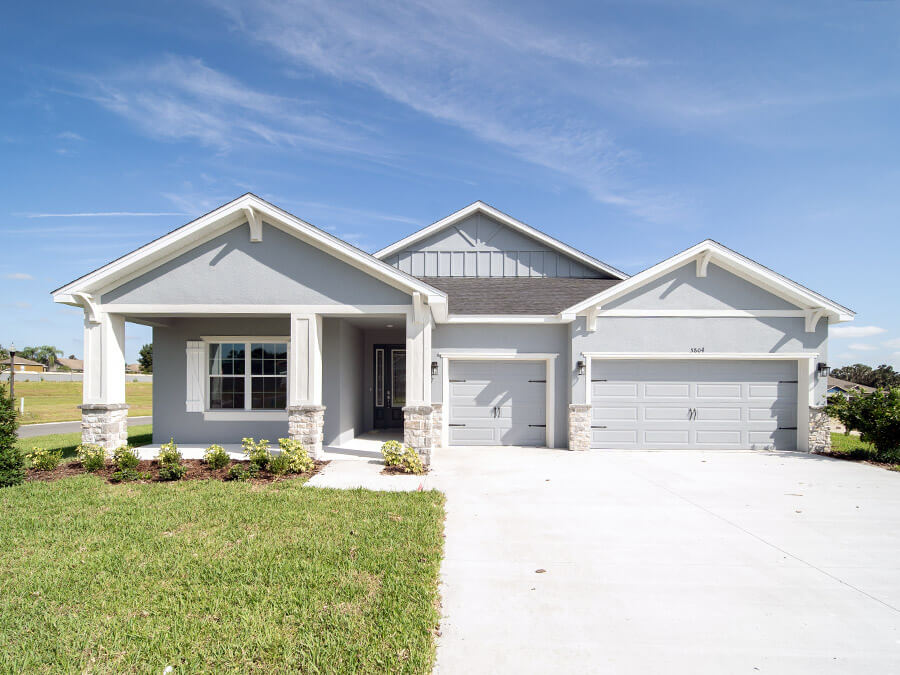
[381,440,426,475]
[110,468,150,483]
[827,388,900,463]
[113,445,140,471]
[243,438,271,471]
[157,438,186,481]
[27,447,63,472]
[0,384,24,487]
[268,452,291,475]
[226,463,258,482]
[204,444,230,470]
[77,443,107,472]
[278,438,314,474]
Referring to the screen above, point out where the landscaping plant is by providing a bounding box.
[278,438,314,473]
[380,439,405,466]
[380,440,426,475]
[203,444,230,469]
[827,388,900,462]
[113,445,140,471]
[0,384,24,487]
[243,437,272,471]
[77,443,107,472]
[26,447,63,471]
[268,452,291,475]
[157,439,186,481]
[226,463,258,481]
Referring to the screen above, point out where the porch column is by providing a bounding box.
[80,310,129,451]
[288,313,326,459]
[404,304,434,465]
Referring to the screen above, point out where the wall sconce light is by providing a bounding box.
[431,361,439,377]
[576,360,586,376]
[817,362,830,377]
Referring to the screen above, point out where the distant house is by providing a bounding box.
[55,357,84,372]
[1,356,47,373]
[126,363,143,374]
[827,376,875,399]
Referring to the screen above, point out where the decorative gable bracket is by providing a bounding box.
[695,250,712,277]
[243,206,262,242]
[804,308,826,333]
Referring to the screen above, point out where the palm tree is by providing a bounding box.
[20,346,64,369]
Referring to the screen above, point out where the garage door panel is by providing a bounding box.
[450,427,498,443]
[590,359,798,451]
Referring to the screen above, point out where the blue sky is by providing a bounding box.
[1,0,898,364]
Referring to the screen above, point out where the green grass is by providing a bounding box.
[0,477,445,673]
[829,433,900,471]
[17,424,153,458]
[12,380,152,425]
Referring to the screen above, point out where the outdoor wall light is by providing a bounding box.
[817,362,830,377]
[576,360,586,376]
[431,361,439,376]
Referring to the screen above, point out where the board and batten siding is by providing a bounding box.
[384,212,607,278]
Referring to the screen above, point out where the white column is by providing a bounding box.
[405,310,432,405]
[290,313,323,405]
[82,311,126,405]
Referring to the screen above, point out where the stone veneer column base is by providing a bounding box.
[403,405,434,466]
[808,406,832,454]
[430,403,443,452]
[288,405,326,460]
[79,403,129,452]
[568,404,592,451]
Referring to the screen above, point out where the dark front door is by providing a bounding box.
[374,344,405,428]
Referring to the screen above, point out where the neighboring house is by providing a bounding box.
[55,357,84,372]
[126,363,142,374]
[51,194,854,458]
[0,356,47,373]
[827,376,875,399]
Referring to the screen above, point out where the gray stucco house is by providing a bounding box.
[52,194,853,461]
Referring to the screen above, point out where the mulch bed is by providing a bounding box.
[26,459,329,484]
[380,465,428,476]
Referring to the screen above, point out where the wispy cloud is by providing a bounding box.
[848,343,878,351]
[21,211,187,218]
[5,272,33,280]
[57,131,84,141]
[830,325,886,339]
[207,0,681,222]
[883,338,900,349]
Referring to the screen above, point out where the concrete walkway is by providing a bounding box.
[430,447,900,674]
[18,416,152,438]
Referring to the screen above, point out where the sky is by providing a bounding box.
[0,0,898,365]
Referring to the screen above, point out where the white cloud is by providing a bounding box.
[57,131,85,141]
[848,343,878,351]
[830,325,887,338]
[883,338,900,349]
[4,272,33,280]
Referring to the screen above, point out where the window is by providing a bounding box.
[208,341,287,410]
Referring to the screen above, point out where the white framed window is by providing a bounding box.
[207,340,288,411]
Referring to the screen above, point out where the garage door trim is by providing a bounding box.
[580,351,819,452]
[439,351,558,448]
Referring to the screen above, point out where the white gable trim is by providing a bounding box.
[52,194,448,313]
[560,240,854,325]
[373,201,628,280]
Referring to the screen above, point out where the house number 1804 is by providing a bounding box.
[690,347,705,353]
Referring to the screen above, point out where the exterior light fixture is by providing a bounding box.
[817,362,830,377]
[431,361,439,377]
[576,360,586,376]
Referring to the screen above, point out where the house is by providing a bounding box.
[126,363,143,374]
[55,357,84,372]
[1,356,47,373]
[827,376,875,399]
[51,194,854,459]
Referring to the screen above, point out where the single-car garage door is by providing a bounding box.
[448,360,546,446]
[590,360,798,450]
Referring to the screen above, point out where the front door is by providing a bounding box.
[374,344,405,428]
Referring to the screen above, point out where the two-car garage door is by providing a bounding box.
[590,360,798,451]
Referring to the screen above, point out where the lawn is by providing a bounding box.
[0,476,445,673]
[16,424,153,458]
[829,432,900,470]
[12,380,152,425]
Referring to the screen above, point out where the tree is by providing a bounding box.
[19,345,64,369]
[0,382,24,488]
[830,363,900,389]
[138,343,153,374]
[827,388,900,462]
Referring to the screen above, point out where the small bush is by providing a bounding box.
[226,463,258,482]
[381,440,426,475]
[268,453,291,475]
[278,438,314,474]
[381,440,405,467]
[243,438,271,471]
[113,445,140,471]
[204,444,230,470]
[110,468,150,483]
[157,438,186,481]
[0,384,23,488]
[27,447,62,472]
[77,443,107,472]
[827,388,900,462]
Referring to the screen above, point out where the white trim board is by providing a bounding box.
[439,350,557,449]
[561,240,853,324]
[102,304,413,316]
[374,201,627,280]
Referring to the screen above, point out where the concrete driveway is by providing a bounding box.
[431,447,900,674]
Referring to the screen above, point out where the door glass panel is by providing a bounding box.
[375,349,384,407]
[391,349,406,407]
